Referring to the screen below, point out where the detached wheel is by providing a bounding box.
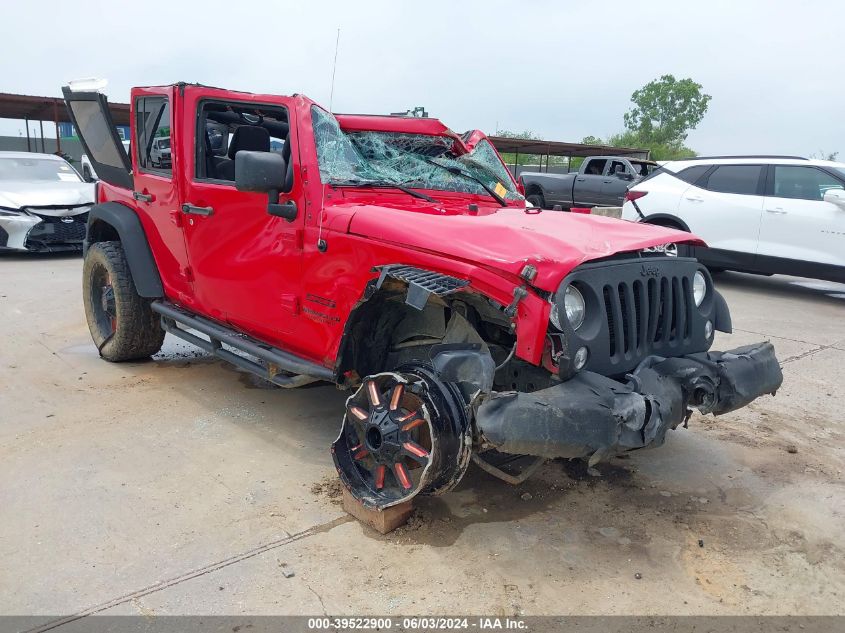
[82,241,165,361]
[332,364,472,509]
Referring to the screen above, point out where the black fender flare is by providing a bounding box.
[642,213,691,233]
[85,202,164,298]
[713,290,732,334]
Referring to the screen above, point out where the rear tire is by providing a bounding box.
[82,241,165,362]
[526,193,545,209]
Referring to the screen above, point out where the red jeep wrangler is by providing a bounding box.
[64,83,782,509]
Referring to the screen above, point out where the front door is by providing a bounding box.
[758,164,845,267]
[572,157,608,206]
[600,159,631,206]
[178,87,305,347]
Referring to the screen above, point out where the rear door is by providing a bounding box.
[676,164,765,256]
[62,87,132,189]
[131,87,195,304]
[573,158,608,206]
[759,164,845,267]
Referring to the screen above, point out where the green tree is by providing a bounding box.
[495,129,540,140]
[581,135,603,145]
[607,130,697,161]
[623,75,711,148]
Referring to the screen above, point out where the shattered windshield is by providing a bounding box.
[311,106,523,201]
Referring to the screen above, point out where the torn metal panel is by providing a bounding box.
[475,342,782,461]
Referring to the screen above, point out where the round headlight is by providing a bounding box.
[564,284,586,330]
[693,271,707,306]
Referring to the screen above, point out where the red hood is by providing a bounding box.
[343,203,704,291]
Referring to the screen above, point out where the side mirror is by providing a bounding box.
[235,150,286,193]
[823,188,845,210]
[235,150,297,221]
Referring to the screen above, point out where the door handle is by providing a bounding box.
[181,203,214,217]
[133,191,154,203]
[685,195,704,202]
[576,178,586,182]
[766,207,787,214]
[602,179,612,184]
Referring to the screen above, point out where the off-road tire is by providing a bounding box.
[82,241,165,362]
[526,193,545,209]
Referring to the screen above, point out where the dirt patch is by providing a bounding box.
[311,475,344,504]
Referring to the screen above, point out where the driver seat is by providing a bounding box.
[215,125,271,181]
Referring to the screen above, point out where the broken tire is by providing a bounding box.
[82,240,165,362]
[332,364,472,509]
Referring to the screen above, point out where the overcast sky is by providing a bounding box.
[1,0,842,157]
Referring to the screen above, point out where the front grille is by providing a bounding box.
[602,275,693,359]
[26,212,88,246]
[559,258,710,376]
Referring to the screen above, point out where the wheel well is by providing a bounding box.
[336,280,551,393]
[524,184,543,197]
[87,219,120,244]
[84,202,163,298]
[643,214,690,232]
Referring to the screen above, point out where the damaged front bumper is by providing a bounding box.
[475,342,783,461]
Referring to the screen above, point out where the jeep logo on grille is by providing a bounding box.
[640,264,660,277]
[60,216,74,223]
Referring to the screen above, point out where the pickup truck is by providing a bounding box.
[63,82,781,511]
[520,156,657,209]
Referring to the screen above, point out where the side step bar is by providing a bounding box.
[151,301,335,388]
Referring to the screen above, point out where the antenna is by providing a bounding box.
[329,28,340,111]
[317,27,341,253]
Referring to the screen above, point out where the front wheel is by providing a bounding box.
[82,241,165,361]
[332,364,472,509]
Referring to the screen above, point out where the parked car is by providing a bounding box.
[149,136,171,168]
[520,156,658,209]
[621,156,845,283]
[0,151,94,252]
[81,140,130,182]
[64,83,781,511]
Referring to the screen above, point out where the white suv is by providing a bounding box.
[621,156,845,283]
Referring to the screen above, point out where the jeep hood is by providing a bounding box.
[346,205,704,291]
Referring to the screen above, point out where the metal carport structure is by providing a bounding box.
[487,136,650,173]
[0,92,130,154]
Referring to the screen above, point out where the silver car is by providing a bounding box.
[0,152,95,252]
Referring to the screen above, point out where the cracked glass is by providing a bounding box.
[311,106,523,201]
